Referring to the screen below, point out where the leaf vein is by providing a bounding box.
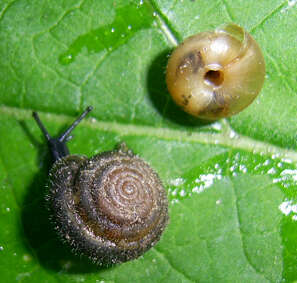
[47,0,85,35]
[235,180,276,201]
[231,179,271,282]
[0,0,16,23]
[250,0,288,33]
[153,247,195,283]
[79,51,110,111]
[149,0,180,46]
[264,49,295,94]
[31,34,80,88]
[220,0,235,21]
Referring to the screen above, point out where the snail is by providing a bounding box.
[32,107,169,265]
[166,23,266,120]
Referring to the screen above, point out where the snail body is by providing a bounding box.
[166,23,266,120]
[33,107,168,265]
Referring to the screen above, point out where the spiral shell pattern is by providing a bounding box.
[166,23,266,120]
[48,144,168,264]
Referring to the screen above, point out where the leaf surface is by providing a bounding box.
[0,0,296,282]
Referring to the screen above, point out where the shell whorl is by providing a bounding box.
[48,146,168,264]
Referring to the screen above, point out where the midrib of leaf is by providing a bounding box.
[1,105,296,163]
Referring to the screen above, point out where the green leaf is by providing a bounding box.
[0,0,296,282]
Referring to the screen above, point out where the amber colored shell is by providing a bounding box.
[47,144,169,265]
[166,23,266,120]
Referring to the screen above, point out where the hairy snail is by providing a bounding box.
[166,23,266,120]
[32,107,169,265]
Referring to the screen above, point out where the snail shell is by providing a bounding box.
[166,23,266,120]
[48,143,169,265]
[32,107,168,265]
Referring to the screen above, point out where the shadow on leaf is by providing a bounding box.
[146,48,212,128]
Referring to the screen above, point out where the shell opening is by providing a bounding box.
[204,70,224,87]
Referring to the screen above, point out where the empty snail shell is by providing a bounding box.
[32,107,169,265]
[166,23,266,120]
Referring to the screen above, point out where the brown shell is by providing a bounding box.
[166,23,266,120]
[47,144,169,265]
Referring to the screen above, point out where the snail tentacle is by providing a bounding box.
[32,106,93,161]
